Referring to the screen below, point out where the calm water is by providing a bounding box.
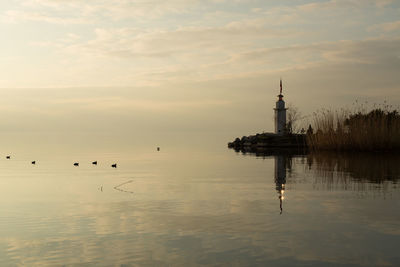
[0,133,399,266]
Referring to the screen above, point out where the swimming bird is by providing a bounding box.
[111,163,117,168]
[6,156,10,159]
[157,147,160,151]
[74,162,79,166]
[92,161,97,165]
[31,161,36,165]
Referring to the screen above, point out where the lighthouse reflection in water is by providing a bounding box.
[274,155,288,214]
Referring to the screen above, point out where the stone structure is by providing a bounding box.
[274,79,287,135]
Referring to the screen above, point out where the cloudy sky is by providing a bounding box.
[0,0,399,135]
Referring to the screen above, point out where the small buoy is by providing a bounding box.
[92,161,97,165]
[111,163,117,168]
[74,162,79,166]
[31,161,36,165]
[157,147,160,151]
[6,156,10,159]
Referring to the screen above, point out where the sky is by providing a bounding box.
[0,0,399,136]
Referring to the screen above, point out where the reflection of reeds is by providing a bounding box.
[307,107,400,151]
[307,152,400,184]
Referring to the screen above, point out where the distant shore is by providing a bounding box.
[229,108,400,153]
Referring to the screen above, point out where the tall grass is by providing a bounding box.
[307,105,400,151]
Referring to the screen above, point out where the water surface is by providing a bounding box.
[0,133,399,266]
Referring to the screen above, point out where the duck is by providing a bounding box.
[31,161,36,165]
[74,162,79,166]
[6,156,10,159]
[111,163,117,168]
[92,161,97,165]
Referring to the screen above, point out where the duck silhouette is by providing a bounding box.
[111,163,117,168]
[74,162,79,166]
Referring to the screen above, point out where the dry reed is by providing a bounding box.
[307,105,400,151]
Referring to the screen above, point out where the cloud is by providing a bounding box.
[63,22,298,59]
[369,20,400,32]
[18,29,400,93]
[22,17,300,87]
[3,0,203,24]
[3,9,90,24]
[298,0,364,12]
[229,37,400,66]
[1,0,399,93]
[51,97,232,112]
[3,0,397,27]
[298,0,394,11]
[375,0,394,7]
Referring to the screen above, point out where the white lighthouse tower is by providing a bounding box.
[274,79,287,135]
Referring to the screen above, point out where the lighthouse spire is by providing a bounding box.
[278,78,283,100]
[274,78,287,135]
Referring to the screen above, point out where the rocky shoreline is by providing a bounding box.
[228,133,307,153]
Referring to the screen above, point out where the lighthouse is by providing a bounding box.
[274,79,287,135]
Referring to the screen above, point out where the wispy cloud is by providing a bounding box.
[3,9,90,24]
[52,97,232,112]
[4,0,203,24]
[298,0,394,11]
[369,20,400,32]
[59,22,299,59]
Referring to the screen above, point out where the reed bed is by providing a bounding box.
[307,106,400,151]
